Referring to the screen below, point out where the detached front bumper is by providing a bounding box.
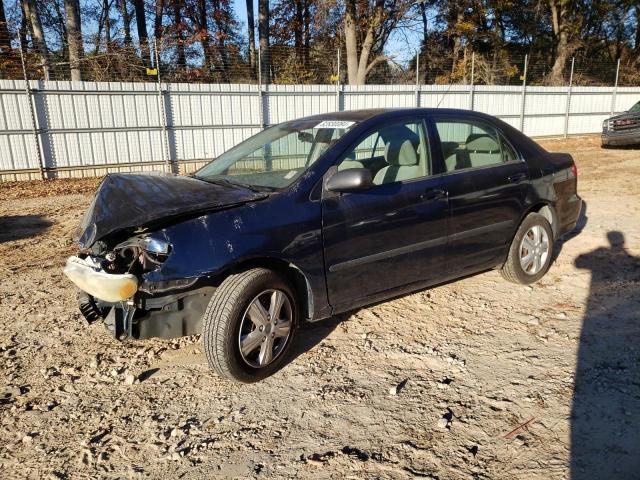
[63,256,138,303]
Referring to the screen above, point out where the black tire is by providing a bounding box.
[501,212,554,285]
[201,268,298,383]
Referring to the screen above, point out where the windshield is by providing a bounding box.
[629,102,640,113]
[195,119,356,190]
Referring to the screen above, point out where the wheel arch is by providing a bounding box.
[224,257,315,321]
[521,202,558,239]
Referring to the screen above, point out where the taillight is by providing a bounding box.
[570,163,578,178]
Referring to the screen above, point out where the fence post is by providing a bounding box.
[519,54,528,132]
[336,47,342,111]
[415,51,420,108]
[257,48,266,129]
[610,58,620,115]
[154,39,173,174]
[469,52,475,111]
[564,57,574,138]
[19,44,45,180]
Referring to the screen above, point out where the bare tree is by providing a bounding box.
[0,0,11,52]
[64,0,84,81]
[198,0,213,73]
[173,0,186,67]
[155,0,164,43]
[344,0,410,85]
[246,0,256,74]
[211,0,230,81]
[95,0,113,53]
[119,0,133,47]
[133,0,151,65]
[258,0,269,83]
[22,0,51,79]
[635,5,640,54]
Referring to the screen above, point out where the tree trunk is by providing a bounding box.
[354,0,384,85]
[22,0,51,80]
[199,0,212,74]
[548,0,569,85]
[344,0,358,84]
[104,0,112,51]
[0,0,11,52]
[258,0,269,83]
[303,0,310,68]
[419,0,428,82]
[635,5,640,54]
[245,0,256,75]
[19,2,28,52]
[450,6,464,75]
[211,0,230,81]
[133,0,151,65]
[95,0,112,53]
[174,0,185,68]
[345,0,385,85]
[65,0,84,81]
[154,0,164,43]
[294,0,303,64]
[119,0,132,47]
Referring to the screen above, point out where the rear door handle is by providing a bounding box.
[420,188,448,201]
[508,173,528,183]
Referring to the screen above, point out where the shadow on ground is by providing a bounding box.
[571,231,640,479]
[0,215,52,243]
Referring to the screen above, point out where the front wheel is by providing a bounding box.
[501,212,554,285]
[201,268,297,383]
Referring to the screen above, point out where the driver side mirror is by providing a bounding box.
[326,168,373,193]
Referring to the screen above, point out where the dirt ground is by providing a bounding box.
[1,135,639,480]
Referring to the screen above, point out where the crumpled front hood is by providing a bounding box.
[78,173,267,248]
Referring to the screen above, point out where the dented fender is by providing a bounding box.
[139,192,330,320]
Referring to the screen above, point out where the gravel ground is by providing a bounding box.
[1,135,639,480]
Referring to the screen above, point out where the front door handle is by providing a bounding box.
[420,188,448,201]
[508,173,528,183]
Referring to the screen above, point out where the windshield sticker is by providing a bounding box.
[314,120,355,129]
[284,170,297,179]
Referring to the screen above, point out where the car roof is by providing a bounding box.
[293,108,498,124]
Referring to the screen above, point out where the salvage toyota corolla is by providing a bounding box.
[64,108,582,382]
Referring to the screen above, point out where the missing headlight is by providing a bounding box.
[111,235,172,274]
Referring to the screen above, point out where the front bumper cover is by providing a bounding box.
[601,131,640,147]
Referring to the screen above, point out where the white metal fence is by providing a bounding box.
[1,80,638,181]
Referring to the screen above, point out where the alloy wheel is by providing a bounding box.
[238,289,293,367]
[519,225,550,275]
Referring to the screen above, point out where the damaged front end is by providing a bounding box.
[63,173,267,340]
[64,232,214,340]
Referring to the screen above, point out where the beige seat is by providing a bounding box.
[373,139,421,184]
[465,133,502,167]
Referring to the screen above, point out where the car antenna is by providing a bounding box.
[436,82,455,109]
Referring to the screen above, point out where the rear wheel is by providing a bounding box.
[201,268,297,383]
[501,213,553,285]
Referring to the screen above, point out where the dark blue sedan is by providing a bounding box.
[64,108,582,382]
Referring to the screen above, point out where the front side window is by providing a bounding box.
[337,120,430,185]
[435,119,506,172]
[629,101,640,113]
[196,119,356,190]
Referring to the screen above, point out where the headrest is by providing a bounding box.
[466,134,500,152]
[385,139,418,166]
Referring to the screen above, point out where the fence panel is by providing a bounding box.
[1,81,640,181]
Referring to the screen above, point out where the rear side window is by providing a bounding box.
[434,119,507,172]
